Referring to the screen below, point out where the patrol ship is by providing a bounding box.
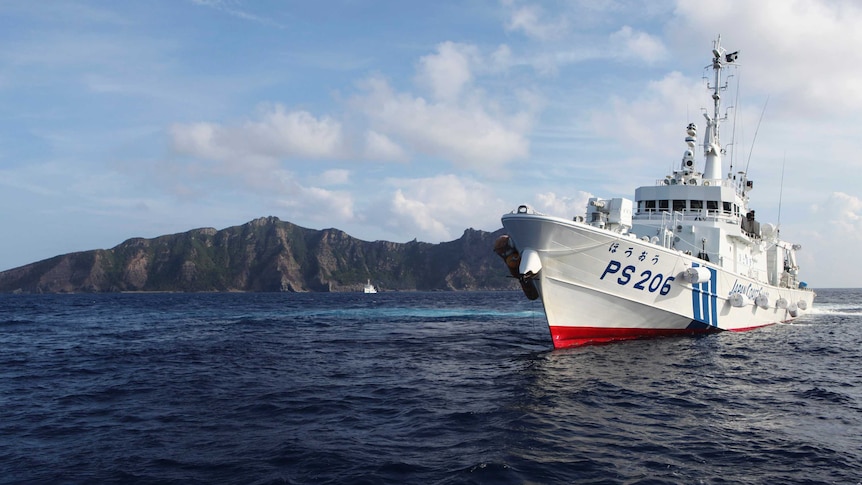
[495,37,815,348]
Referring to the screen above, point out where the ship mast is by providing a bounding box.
[703,36,738,184]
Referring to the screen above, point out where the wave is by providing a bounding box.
[0,319,37,326]
[808,305,862,317]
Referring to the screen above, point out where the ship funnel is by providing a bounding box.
[703,148,722,180]
[702,114,722,181]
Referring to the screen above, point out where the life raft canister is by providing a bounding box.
[493,235,539,301]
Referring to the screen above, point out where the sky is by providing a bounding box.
[1,0,860,288]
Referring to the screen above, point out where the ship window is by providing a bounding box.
[707,200,719,211]
[673,200,686,212]
[733,204,739,215]
[723,202,732,213]
[659,200,669,210]
[691,200,703,210]
[645,200,656,211]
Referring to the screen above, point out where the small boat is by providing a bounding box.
[495,36,815,349]
[364,279,377,294]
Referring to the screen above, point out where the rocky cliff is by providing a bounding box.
[0,217,517,293]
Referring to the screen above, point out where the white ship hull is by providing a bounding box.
[502,212,814,349]
[495,38,815,348]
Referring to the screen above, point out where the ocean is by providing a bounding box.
[1,288,860,484]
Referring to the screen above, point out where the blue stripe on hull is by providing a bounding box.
[691,279,701,322]
[691,262,719,327]
[709,268,718,326]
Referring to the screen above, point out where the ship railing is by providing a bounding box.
[653,178,736,188]
[635,209,739,224]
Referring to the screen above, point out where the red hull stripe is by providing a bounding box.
[549,320,779,348]
[549,324,721,349]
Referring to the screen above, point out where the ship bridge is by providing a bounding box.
[627,113,763,266]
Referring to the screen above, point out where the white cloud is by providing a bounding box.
[384,175,504,242]
[170,122,221,160]
[535,191,594,218]
[792,191,862,287]
[670,0,862,115]
[279,183,355,222]
[490,44,513,72]
[363,130,408,162]
[609,26,668,63]
[353,75,532,174]
[504,3,568,41]
[589,71,703,157]
[0,164,65,197]
[170,104,344,163]
[191,0,285,29]
[815,191,862,239]
[415,41,478,103]
[314,169,351,186]
[390,189,450,240]
[168,40,536,176]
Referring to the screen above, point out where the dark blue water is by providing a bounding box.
[1,289,860,484]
